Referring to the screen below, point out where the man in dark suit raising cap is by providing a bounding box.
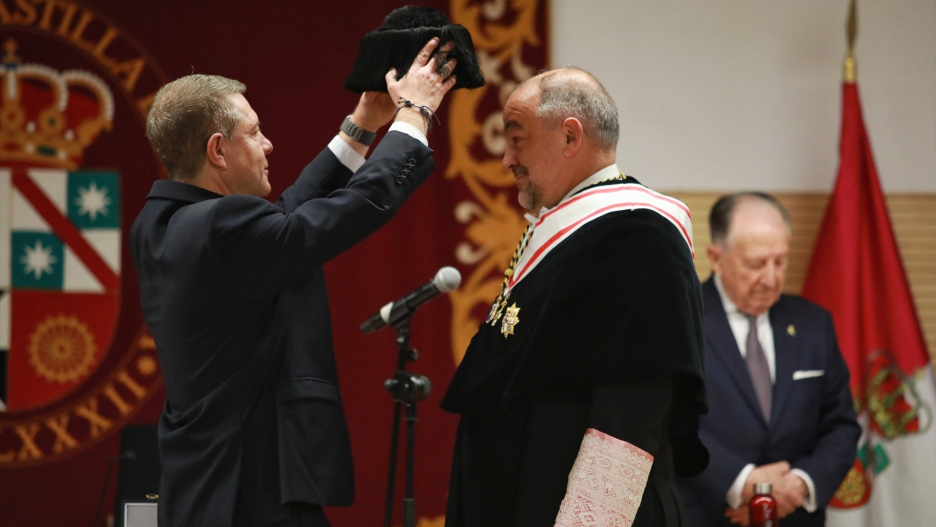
[677,193,860,527]
[131,39,456,527]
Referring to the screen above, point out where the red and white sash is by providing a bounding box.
[506,182,693,295]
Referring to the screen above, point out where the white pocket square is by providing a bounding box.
[793,370,824,380]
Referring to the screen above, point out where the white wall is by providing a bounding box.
[551,0,936,192]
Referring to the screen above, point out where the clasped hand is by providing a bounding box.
[724,461,809,525]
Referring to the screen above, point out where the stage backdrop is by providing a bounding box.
[0,0,548,525]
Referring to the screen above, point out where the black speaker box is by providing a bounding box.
[113,424,161,527]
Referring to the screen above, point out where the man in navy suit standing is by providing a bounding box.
[678,193,859,527]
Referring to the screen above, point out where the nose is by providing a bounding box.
[502,144,516,173]
[261,132,273,155]
[761,262,780,288]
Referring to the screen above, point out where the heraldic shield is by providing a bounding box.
[0,41,119,411]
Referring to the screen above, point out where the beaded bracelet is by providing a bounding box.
[395,97,440,133]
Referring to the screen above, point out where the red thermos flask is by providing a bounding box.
[750,482,778,527]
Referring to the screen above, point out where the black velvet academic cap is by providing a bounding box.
[344,5,486,93]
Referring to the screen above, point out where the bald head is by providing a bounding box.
[517,67,620,152]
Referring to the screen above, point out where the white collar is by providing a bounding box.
[713,274,741,314]
[524,164,620,223]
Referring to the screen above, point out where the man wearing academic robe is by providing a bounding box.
[441,68,709,527]
[131,42,458,527]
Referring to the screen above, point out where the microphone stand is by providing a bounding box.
[382,316,431,527]
[94,451,132,527]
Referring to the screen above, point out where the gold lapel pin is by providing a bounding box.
[787,325,796,336]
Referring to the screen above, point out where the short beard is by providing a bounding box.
[518,180,540,211]
[513,165,540,211]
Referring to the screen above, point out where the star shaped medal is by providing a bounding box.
[500,303,520,338]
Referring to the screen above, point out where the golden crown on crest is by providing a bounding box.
[0,38,114,170]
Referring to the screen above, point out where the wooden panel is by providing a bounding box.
[670,192,936,362]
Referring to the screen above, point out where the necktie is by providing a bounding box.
[745,314,772,422]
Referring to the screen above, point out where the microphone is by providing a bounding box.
[361,266,461,333]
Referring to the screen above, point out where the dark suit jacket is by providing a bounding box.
[130,132,434,527]
[677,278,860,527]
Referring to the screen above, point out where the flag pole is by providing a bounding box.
[844,0,857,83]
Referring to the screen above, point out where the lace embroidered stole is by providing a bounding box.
[555,428,654,527]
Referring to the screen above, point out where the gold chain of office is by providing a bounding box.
[486,173,626,325]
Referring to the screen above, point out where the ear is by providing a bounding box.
[205,133,227,170]
[560,117,584,158]
[707,244,723,275]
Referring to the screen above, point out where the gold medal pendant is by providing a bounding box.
[486,224,532,328]
[500,303,520,338]
[485,299,501,324]
[488,291,509,326]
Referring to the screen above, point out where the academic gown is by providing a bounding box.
[442,177,710,527]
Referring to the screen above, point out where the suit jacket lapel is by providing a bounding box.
[702,278,767,426]
[769,298,796,427]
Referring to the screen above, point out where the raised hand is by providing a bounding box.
[340,92,399,155]
[351,92,397,132]
[386,37,458,133]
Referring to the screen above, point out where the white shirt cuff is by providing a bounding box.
[388,121,428,147]
[727,464,756,509]
[327,135,365,173]
[790,468,817,512]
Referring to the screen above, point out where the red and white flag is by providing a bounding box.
[801,80,936,526]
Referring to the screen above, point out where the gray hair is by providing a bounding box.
[531,67,620,151]
[709,192,792,245]
[146,74,246,181]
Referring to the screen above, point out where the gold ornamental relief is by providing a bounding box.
[28,315,97,384]
[447,0,547,364]
[136,355,159,377]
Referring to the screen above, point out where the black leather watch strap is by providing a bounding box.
[340,115,377,146]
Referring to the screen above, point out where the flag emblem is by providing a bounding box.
[831,349,933,508]
[865,350,930,440]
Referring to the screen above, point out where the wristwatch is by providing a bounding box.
[340,115,377,146]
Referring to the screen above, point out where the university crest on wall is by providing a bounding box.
[0,2,168,466]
